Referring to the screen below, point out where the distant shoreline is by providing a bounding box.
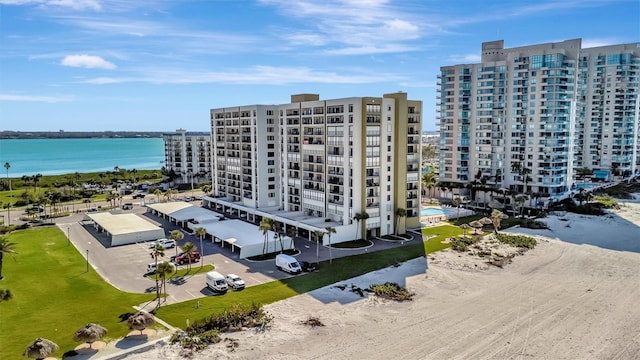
[0,131,164,139]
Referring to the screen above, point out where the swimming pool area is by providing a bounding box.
[420,206,476,220]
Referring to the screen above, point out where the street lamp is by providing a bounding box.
[67,226,70,245]
[4,162,10,226]
[86,249,89,272]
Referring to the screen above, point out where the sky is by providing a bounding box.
[0,0,638,132]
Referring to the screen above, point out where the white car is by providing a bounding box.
[149,238,176,249]
[225,274,246,290]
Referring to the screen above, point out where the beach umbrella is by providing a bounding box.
[73,323,107,348]
[469,220,483,234]
[23,337,59,359]
[479,217,493,225]
[460,223,471,236]
[127,311,156,335]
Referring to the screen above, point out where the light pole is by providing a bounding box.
[86,249,89,272]
[67,226,70,245]
[4,162,10,226]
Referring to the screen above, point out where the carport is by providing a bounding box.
[196,219,294,258]
[146,202,221,228]
[84,212,165,246]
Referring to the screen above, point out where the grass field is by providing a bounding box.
[0,224,461,359]
[0,227,154,359]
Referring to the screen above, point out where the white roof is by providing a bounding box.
[86,212,162,235]
[147,201,220,222]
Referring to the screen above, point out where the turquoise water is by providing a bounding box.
[421,208,455,216]
[0,138,164,177]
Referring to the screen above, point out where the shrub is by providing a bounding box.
[301,316,325,327]
[368,282,414,301]
[495,233,537,249]
[518,219,549,229]
[183,302,272,337]
[450,236,475,252]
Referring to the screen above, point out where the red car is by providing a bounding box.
[170,251,201,265]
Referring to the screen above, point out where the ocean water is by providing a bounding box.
[0,138,165,177]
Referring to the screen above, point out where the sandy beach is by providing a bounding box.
[118,200,640,360]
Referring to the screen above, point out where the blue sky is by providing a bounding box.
[0,0,638,132]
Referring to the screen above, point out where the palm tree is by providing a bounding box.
[490,209,507,234]
[201,184,212,194]
[181,242,197,271]
[312,230,325,265]
[169,229,184,258]
[153,188,163,203]
[421,170,437,199]
[259,217,274,255]
[150,244,165,302]
[325,226,336,264]
[0,237,17,280]
[452,197,461,220]
[156,261,174,302]
[353,212,369,241]
[394,208,407,236]
[195,227,207,269]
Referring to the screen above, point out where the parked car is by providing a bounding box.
[146,263,157,274]
[225,274,246,290]
[206,271,228,293]
[171,251,201,265]
[300,261,317,272]
[275,254,302,274]
[133,193,146,199]
[149,238,176,249]
[122,203,134,210]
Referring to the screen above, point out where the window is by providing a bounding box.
[267,160,274,165]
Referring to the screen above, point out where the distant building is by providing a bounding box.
[438,39,640,198]
[206,92,422,244]
[162,129,212,186]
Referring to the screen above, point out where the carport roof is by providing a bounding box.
[147,202,221,222]
[86,212,162,235]
[199,219,270,249]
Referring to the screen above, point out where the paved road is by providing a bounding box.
[29,195,419,307]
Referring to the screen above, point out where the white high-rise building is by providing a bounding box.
[162,129,212,187]
[438,39,640,200]
[206,93,422,244]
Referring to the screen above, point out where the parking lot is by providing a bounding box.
[51,197,414,306]
[55,203,295,305]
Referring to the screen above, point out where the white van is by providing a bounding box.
[206,271,228,293]
[275,254,302,274]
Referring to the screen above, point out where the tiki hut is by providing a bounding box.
[469,220,483,234]
[127,311,155,335]
[459,223,471,236]
[73,323,107,348]
[23,337,59,360]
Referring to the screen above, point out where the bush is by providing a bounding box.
[518,219,548,229]
[368,282,414,301]
[449,236,476,252]
[495,233,537,249]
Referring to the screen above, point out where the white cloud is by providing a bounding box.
[0,94,73,102]
[0,0,101,10]
[61,54,116,69]
[260,0,423,55]
[81,65,403,85]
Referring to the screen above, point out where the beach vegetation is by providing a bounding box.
[169,302,272,352]
[518,218,548,229]
[495,233,537,249]
[368,282,414,301]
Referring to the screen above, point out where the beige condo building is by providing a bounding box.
[207,92,422,244]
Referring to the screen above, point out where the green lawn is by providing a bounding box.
[156,225,460,326]
[0,227,154,359]
[0,224,461,359]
